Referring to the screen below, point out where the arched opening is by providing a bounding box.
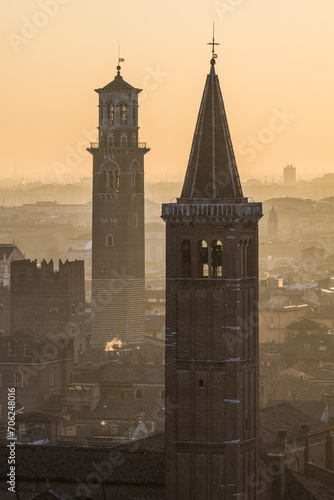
[160,390,165,400]
[211,240,223,277]
[106,234,113,248]
[199,240,208,277]
[181,240,191,278]
[15,371,23,388]
[109,104,115,124]
[121,134,127,147]
[134,170,143,193]
[107,134,114,147]
[121,104,128,125]
[69,371,74,384]
[135,389,143,399]
[110,170,120,192]
[49,370,54,386]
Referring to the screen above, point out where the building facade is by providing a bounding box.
[89,65,149,347]
[162,53,263,498]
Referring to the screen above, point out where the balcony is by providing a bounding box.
[161,202,263,219]
[88,142,148,149]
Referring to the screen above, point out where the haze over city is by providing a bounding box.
[3,2,334,499]
[2,0,334,183]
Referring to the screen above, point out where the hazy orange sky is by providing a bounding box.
[2,0,334,184]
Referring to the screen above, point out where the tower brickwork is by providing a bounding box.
[89,66,149,347]
[162,51,262,499]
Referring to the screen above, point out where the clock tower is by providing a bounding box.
[88,64,149,347]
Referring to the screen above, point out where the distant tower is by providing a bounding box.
[88,63,149,346]
[162,42,263,499]
[267,207,278,241]
[283,164,296,185]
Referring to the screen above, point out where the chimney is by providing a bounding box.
[277,429,287,441]
[301,423,310,433]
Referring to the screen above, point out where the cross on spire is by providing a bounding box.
[207,23,220,64]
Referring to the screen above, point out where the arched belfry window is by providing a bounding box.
[181,240,191,278]
[121,105,128,125]
[111,170,120,192]
[212,240,223,277]
[132,168,143,194]
[109,104,115,124]
[199,240,209,277]
[106,234,113,247]
[103,168,120,193]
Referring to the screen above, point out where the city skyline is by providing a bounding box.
[2,1,334,184]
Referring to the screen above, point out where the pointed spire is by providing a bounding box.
[181,41,243,200]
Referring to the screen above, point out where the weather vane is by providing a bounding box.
[207,22,220,64]
[117,42,125,74]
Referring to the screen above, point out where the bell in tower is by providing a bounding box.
[88,62,149,347]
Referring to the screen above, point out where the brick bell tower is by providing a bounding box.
[162,39,263,499]
[88,62,149,347]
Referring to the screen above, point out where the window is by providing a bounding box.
[132,134,136,147]
[199,241,208,277]
[109,104,114,124]
[71,304,75,315]
[245,418,249,431]
[49,370,54,386]
[211,240,223,277]
[121,134,127,147]
[110,170,120,192]
[120,392,125,400]
[15,371,23,388]
[121,105,128,125]
[107,134,114,147]
[136,389,143,399]
[160,390,165,400]
[199,379,204,388]
[106,234,113,247]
